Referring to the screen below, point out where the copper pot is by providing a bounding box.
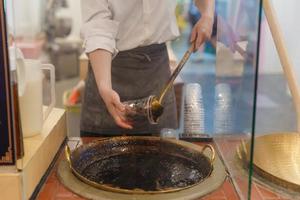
[65,136,215,194]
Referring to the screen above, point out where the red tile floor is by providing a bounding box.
[36,137,294,200]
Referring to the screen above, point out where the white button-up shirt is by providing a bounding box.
[81,0,180,55]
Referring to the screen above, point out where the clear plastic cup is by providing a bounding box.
[123,95,158,125]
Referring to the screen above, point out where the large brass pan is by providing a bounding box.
[238,132,300,191]
[65,136,215,194]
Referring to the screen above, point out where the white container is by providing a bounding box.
[19,59,55,138]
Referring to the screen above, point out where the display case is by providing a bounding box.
[239,0,300,199]
[1,0,300,200]
[213,0,262,199]
[214,0,300,199]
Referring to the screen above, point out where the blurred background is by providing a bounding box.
[5,0,300,136]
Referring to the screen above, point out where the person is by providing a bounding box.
[80,0,215,136]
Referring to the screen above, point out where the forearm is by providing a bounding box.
[194,0,215,19]
[88,49,112,94]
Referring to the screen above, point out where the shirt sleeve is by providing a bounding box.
[81,0,119,55]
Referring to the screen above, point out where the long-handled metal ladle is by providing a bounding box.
[150,42,196,122]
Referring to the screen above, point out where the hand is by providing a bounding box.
[190,15,214,51]
[99,87,133,129]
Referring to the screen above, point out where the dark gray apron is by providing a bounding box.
[80,43,178,136]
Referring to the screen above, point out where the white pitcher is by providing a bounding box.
[18,59,56,138]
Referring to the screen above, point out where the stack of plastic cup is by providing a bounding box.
[183,83,205,135]
[214,83,233,134]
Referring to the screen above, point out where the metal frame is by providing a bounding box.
[0,0,15,166]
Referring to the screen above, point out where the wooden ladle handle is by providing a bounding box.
[158,41,196,104]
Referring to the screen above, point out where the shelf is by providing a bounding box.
[0,108,66,200]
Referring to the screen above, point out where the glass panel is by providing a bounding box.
[4,0,79,184]
[213,0,262,199]
[5,0,25,170]
[253,0,300,199]
[6,1,82,199]
[9,0,83,142]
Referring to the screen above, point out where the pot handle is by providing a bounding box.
[16,58,26,97]
[201,144,215,165]
[41,64,56,122]
[65,145,72,168]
